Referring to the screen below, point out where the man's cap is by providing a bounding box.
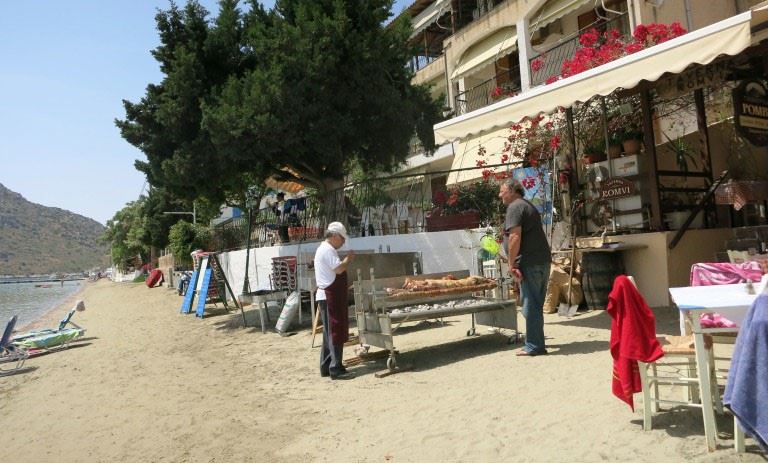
[326,222,348,240]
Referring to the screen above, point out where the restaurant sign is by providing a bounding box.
[657,60,730,99]
[599,178,635,200]
[733,79,768,146]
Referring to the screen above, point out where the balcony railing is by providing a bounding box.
[211,165,513,252]
[529,13,630,87]
[454,66,521,116]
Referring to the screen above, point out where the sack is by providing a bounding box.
[275,291,301,333]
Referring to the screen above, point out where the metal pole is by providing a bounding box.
[242,206,252,295]
[193,202,197,225]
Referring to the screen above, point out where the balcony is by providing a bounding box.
[529,12,630,87]
[454,66,521,116]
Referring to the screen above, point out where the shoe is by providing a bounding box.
[330,371,355,380]
[516,349,547,357]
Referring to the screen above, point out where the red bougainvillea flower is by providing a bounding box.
[549,134,561,151]
[490,86,503,98]
[447,193,458,206]
[531,58,544,72]
[476,159,487,167]
[633,24,649,43]
[477,145,487,157]
[579,28,599,47]
[433,190,447,206]
[481,169,494,180]
[624,42,644,54]
[545,76,559,84]
[500,153,509,163]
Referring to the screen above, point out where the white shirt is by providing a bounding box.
[314,240,341,301]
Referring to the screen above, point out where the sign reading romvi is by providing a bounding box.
[733,79,768,146]
[599,178,635,200]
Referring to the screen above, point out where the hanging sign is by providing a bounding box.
[733,79,768,146]
[599,178,636,200]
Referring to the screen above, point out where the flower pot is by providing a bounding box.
[608,144,622,157]
[426,211,481,232]
[582,152,606,164]
[622,138,642,155]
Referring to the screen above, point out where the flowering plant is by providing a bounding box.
[540,22,687,83]
[431,180,502,226]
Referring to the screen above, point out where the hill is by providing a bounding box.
[0,183,107,275]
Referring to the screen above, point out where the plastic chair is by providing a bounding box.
[0,316,29,375]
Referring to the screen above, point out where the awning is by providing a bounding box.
[386,173,426,190]
[264,177,304,194]
[410,0,450,38]
[446,126,512,185]
[451,27,517,79]
[531,0,593,31]
[436,12,754,144]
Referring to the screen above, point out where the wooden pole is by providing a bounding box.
[640,86,663,230]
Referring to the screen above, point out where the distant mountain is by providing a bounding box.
[0,183,107,275]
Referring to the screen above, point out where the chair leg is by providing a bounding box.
[734,416,745,453]
[686,357,700,404]
[708,348,723,414]
[638,361,652,431]
[651,363,660,413]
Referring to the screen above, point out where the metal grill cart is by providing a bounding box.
[353,269,519,372]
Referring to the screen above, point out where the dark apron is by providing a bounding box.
[324,271,349,345]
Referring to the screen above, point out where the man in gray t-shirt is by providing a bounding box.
[499,178,551,356]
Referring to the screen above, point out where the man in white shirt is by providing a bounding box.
[314,222,356,380]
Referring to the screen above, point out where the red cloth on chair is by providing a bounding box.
[606,275,664,410]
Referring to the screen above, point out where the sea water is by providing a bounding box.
[0,281,83,328]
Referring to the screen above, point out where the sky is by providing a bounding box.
[0,0,411,225]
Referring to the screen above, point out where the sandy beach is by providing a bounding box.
[0,279,762,462]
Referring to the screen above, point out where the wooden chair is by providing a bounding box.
[622,277,720,432]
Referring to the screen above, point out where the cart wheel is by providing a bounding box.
[386,356,397,371]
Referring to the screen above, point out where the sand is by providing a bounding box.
[0,279,763,462]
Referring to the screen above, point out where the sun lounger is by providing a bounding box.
[11,301,85,344]
[10,301,86,353]
[0,316,29,375]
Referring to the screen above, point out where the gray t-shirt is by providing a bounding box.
[504,198,551,268]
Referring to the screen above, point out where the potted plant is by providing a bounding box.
[662,132,697,176]
[607,131,623,157]
[582,141,606,165]
[618,125,644,155]
[427,181,501,231]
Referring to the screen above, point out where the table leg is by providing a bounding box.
[692,321,717,451]
[260,302,268,334]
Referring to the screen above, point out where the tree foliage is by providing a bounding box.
[117,0,443,207]
[168,220,212,268]
[102,198,151,271]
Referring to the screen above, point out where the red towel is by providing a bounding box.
[606,275,664,410]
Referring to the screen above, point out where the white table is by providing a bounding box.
[668,283,758,451]
[242,291,288,333]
